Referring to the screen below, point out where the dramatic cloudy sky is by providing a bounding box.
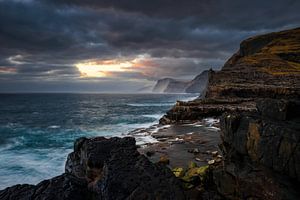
[0,0,299,92]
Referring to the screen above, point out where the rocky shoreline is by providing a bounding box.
[1,28,300,199]
[159,27,300,199]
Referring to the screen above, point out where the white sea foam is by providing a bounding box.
[48,125,60,129]
[0,93,197,189]
[203,118,220,131]
[203,118,219,126]
[135,135,159,146]
[207,126,221,131]
[186,132,194,135]
[127,103,174,107]
[0,148,69,189]
[180,95,198,102]
[142,114,164,119]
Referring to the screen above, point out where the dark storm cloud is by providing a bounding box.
[47,0,300,30]
[0,0,300,92]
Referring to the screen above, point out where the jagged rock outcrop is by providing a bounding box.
[0,174,90,200]
[0,137,185,200]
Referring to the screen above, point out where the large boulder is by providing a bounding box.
[0,137,186,200]
[0,174,89,200]
[66,136,185,200]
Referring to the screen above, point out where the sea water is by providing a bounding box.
[0,93,197,189]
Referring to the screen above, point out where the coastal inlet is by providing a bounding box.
[0,93,201,189]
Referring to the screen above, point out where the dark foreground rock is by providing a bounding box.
[214,98,300,199]
[0,137,185,200]
[0,174,90,200]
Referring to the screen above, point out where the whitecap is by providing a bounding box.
[203,118,219,126]
[180,96,198,102]
[127,103,174,107]
[142,114,164,119]
[135,135,159,145]
[207,126,221,131]
[48,125,61,129]
[186,132,194,135]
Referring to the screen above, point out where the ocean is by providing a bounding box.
[0,93,198,189]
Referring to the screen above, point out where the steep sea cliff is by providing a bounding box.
[161,27,300,199]
[1,28,299,199]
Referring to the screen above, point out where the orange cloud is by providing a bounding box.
[0,67,17,74]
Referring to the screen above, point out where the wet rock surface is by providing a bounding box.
[137,120,221,168]
[136,120,223,199]
[160,98,257,124]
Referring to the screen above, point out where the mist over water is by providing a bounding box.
[0,93,197,189]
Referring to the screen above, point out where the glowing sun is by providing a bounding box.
[75,60,133,77]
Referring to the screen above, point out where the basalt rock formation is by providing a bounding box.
[214,98,300,199]
[160,28,300,199]
[0,137,185,200]
[160,27,300,123]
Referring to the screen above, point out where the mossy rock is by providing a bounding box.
[188,161,197,169]
[177,165,210,190]
[186,165,209,178]
[181,174,200,183]
[158,155,170,165]
[182,182,195,190]
[172,167,185,178]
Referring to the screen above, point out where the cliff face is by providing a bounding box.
[215,99,300,199]
[161,28,300,123]
[185,70,210,94]
[160,27,300,199]
[205,28,300,99]
[152,70,210,94]
[152,78,188,93]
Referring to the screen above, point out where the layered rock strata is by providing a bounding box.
[160,27,300,199]
[161,28,300,123]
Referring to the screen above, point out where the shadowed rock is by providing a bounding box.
[214,98,300,199]
[0,137,186,200]
[0,174,89,200]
